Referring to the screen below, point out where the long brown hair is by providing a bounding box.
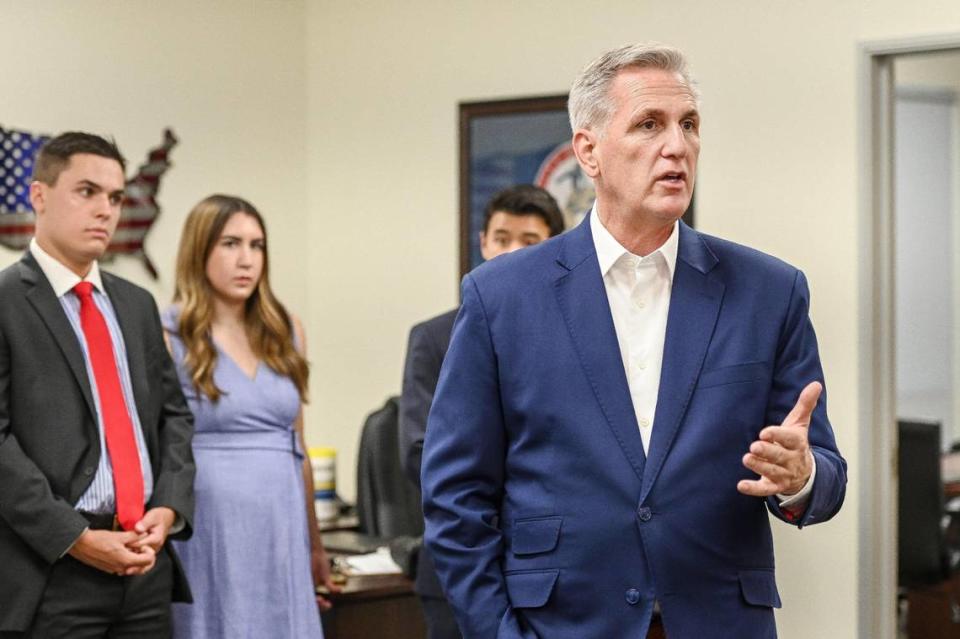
[173,194,308,402]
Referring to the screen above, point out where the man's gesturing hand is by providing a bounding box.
[737,381,821,498]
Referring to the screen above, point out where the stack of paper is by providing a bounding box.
[339,547,403,575]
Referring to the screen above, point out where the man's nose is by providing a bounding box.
[95,194,118,217]
[507,240,526,254]
[661,124,688,158]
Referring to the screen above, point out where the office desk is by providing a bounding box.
[320,572,426,639]
[900,475,960,637]
[905,573,960,638]
[318,514,361,532]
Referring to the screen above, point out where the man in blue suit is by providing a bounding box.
[421,43,846,639]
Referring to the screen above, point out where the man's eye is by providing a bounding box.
[79,187,93,197]
[640,120,657,130]
[682,120,697,131]
[110,195,124,206]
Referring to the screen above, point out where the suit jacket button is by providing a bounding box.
[637,507,652,522]
[83,466,95,476]
[625,588,641,605]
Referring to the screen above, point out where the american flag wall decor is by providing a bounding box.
[0,127,178,279]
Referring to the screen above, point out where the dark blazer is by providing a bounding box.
[398,308,456,597]
[0,252,195,632]
[422,217,847,639]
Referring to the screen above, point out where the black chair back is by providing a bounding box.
[356,396,424,539]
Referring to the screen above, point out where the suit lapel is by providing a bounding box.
[640,223,724,500]
[555,215,646,481]
[102,275,150,431]
[19,253,98,420]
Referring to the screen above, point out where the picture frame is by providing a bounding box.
[458,94,695,278]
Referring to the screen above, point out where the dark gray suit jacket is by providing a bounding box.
[398,308,456,598]
[0,252,196,632]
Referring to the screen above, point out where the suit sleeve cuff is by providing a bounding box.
[60,526,89,558]
[169,513,185,536]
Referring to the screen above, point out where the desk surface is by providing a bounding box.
[318,514,360,532]
[322,571,413,601]
[320,569,425,639]
[317,517,426,638]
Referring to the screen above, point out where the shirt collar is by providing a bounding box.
[589,203,679,280]
[29,237,105,298]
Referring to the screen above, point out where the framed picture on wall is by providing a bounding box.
[458,94,696,278]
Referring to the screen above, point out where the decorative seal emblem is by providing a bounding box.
[534,141,595,228]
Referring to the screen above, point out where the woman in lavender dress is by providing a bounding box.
[163,194,337,638]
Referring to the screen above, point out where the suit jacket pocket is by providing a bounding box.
[504,569,559,609]
[699,362,768,390]
[738,569,782,608]
[512,517,562,556]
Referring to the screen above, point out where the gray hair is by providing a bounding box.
[568,43,699,134]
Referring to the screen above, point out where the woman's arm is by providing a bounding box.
[292,314,340,610]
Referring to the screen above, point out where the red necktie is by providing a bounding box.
[73,282,144,530]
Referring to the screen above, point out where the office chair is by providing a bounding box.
[355,396,424,539]
[898,420,947,589]
[898,419,960,633]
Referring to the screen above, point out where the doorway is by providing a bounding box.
[861,35,960,639]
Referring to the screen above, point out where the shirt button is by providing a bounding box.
[637,507,652,522]
[625,588,641,605]
[83,466,95,476]
[639,418,650,428]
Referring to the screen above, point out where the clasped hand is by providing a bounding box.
[68,507,175,577]
[737,382,821,498]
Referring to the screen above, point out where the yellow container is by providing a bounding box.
[308,447,337,521]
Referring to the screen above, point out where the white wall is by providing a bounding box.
[0,0,309,320]
[898,50,960,86]
[897,52,960,447]
[893,88,955,446]
[304,2,960,638]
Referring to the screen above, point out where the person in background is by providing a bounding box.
[421,43,847,639]
[0,131,195,638]
[163,194,338,638]
[399,184,565,639]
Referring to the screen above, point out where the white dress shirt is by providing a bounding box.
[588,209,814,507]
[590,208,677,455]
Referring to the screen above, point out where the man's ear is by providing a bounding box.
[478,230,489,260]
[572,129,599,178]
[29,181,46,216]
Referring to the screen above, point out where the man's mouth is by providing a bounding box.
[657,171,686,184]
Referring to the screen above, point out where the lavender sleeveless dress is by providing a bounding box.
[163,308,323,639]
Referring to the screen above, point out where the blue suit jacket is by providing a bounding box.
[421,216,846,639]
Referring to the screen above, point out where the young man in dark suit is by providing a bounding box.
[398,184,565,639]
[0,132,195,638]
